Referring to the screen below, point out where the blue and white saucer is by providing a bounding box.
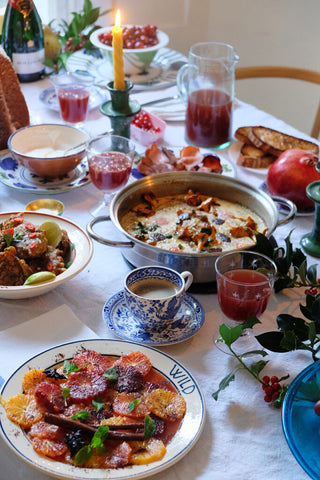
[102,290,205,346]
[0,152,90,194]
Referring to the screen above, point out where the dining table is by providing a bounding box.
[0,68,319,480]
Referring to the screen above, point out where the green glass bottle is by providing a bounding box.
[1,0,44,82]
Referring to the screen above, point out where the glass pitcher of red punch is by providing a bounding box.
[177,42,239,150]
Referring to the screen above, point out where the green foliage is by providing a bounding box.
[256,293,320,361]
[45,0,112,71]
[253,232,319,292]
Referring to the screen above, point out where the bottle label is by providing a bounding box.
[8,0,34,12]
[12,49,45,74]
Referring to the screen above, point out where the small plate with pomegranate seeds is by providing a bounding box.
[0,339,205,480]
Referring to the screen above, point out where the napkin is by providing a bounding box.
[0,304,98,387]
[146,99,186,122]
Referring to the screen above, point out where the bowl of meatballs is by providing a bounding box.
[0,212,93,299]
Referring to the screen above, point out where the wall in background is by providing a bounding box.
[34,0,320,137]
[113,0,320,137]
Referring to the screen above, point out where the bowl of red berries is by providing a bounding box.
[90,25,169,75]
[131,109,166,146]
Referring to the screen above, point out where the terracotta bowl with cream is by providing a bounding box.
[8,124,90,178]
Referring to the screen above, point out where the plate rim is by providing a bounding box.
[39,86,107,112]
[66,47,187,92]
[228,140,270,175]
[0,152,91,194]
[0,338,205,480]
[281,361,320,479]
[102,290,205,346]
[132,145,236,179]
[0,211,93,299]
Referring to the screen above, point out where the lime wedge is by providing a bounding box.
[39,220,62,247]
[24,271,56,285]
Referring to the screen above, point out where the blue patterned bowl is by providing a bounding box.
[124,266,193,330]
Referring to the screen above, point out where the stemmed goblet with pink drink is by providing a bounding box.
[215,250,277,348]
[87,134,135,217]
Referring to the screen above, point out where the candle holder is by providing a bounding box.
[300,180,320,257]
[100,80,140,139]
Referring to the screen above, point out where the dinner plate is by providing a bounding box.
[228,141,270,175]
[0,212,93,299]
[102,290,205,346]
[282,361,320,479]
[0,152,90,194]
[0,339,205,480]
[131,146,237,179]
[39,86,108,112]
[66,48,187,91]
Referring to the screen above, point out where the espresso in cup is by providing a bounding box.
[124,266,193,330]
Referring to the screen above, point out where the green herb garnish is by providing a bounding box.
[63,360,82,374]
[128,398,141,412]
[62,387,70,406]
[103,366,119,381]
[74,426,110,465]
[71,411,91,421]
[92,397,105,413]
[144,415,156,439]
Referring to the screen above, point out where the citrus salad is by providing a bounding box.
[1,349,186,469]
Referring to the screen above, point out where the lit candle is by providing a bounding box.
[112,9,125,90]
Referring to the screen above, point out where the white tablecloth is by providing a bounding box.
[0,76,318,480]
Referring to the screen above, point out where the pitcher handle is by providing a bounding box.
[177,64,198,105]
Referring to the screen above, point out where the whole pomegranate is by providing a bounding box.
[266,148,320,210]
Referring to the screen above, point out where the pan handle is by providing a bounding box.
[272,196,297,225]
[86,216,134,248]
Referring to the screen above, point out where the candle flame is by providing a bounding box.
[115,9,121,27]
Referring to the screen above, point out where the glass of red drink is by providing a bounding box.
[87,134,135,216]
[51,72,94,126]
[177,42,239,149]
[215,250,277,329]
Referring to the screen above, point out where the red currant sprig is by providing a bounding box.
[262,376,283,403]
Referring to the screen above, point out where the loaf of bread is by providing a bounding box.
[0,46,30,150]
[234,125,319,169]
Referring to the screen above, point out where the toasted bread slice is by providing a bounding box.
[249,126,319,156]
[234,126,254,145]
[237,144,276,169]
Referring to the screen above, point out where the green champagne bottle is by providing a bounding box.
[1,0,45,82]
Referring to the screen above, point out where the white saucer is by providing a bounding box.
[102,290,205,346]
[0,152,90,194]
[39,86,108,112]
[66,48,187,91]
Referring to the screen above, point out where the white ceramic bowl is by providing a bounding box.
[0,212,93,299]
[8,124,90,178]
[90,26,169,75]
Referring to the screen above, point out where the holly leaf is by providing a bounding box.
[255,331,288,352]
[219,324,242,347]
[212,368,240,400]
[277,314,309,340]
[241,315,261,330]
[250,359,269,376]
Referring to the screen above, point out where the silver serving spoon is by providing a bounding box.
[63,130,113,155]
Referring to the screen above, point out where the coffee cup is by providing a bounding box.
[124,266,193,330]
[177,42,239,149]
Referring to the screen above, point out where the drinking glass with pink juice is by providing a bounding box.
[215,250,277,326]
[50,71,93,126]
[87,134,135,217]
[177,42,239,149]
